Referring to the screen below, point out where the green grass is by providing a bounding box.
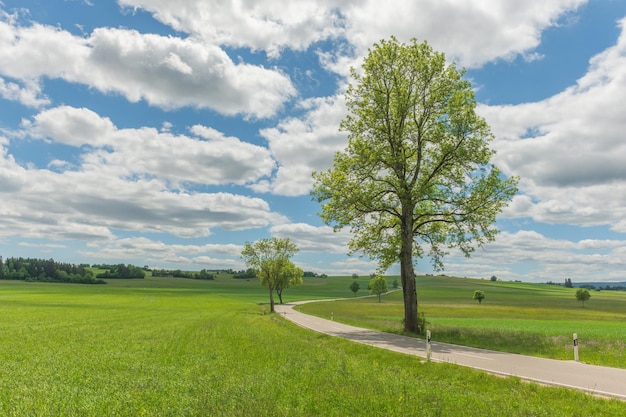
[297,275,626,368]
[0,277,625,415]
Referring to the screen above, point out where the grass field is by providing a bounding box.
[297,275,626,368]
[0,275,625,415]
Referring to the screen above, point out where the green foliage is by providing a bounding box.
[233,268,257,279]
[151,268,215,280]
[275,261,304,304]
[96,264,145,279]
[369,275,388,302]
[311,37,518,333]
[349,280,360,296]
[241,237,302,312]
[490,275,497,282]
[576,288,591,306]
[473,290,486,304]
[0,256,104,284]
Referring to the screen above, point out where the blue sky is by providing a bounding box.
[2,0,626,282]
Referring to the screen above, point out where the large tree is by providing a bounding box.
[241,237,301,312]
[312,37,518,333]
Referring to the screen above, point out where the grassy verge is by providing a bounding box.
[0,279,624,415]
[297,276,626,368]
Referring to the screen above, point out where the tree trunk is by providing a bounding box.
[276,288,284,304]
[400,207,419,333]
[269,286,275,312]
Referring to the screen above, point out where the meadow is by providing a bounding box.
[297,275,626,368]
[0,275,624,416]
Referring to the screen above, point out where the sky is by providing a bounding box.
[1,0,626,283]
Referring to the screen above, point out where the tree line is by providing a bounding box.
[0,256,104,284]
[95,264,146,279]
[150,268,214,280]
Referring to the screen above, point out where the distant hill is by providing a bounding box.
[575,282,626,290]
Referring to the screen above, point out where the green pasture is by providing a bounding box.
[297,275,626,368]
[0,276,625,415]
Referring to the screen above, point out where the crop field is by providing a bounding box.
[0,275,625,415]
[297,275,626,368]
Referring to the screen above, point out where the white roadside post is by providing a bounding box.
[573,333,579,362]
[426,330,432,362]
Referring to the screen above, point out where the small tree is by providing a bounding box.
[576,288,591,307]
[275,262,303,304]
[349,280,360,296]
[490,275,497,282]
[369,275,388,303]
[241,237,300,312]
[473,290,485,304]
[352,273,359,279]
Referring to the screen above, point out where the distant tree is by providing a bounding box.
[369,276,388,303]
[392,279,399,289]
[275,262,304,304]
[233,268,256,279]
[241,237,300,312]
[473,290,485,304]
[197,269,215,280]
[352,273,359,279]
[349,280,360,296]
[575,288,591,307]
[564,278,573,288]
[490,275,497,282]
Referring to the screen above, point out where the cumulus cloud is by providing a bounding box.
[120,0,586,69]
[259,95,348,196]
[0,15,295,118]
[340,0,586,68]
[0,107,287,240]
[440,230,626,282]
[271,222,351,253]
[80,236,244,268]
[0,77,49,107]
[118,0,346,58]
[481,17,626,230]
[23,106,276,186]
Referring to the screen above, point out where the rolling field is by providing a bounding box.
[0,275,625,415]
[297,275,626,368]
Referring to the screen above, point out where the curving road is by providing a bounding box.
[275,301,626,401]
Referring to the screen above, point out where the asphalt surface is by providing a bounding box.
[275,301,626,401]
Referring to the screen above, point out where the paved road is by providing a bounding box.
[275,301,626,401]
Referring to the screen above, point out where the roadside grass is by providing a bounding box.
[297,275,626,368]
[0,278,625,415]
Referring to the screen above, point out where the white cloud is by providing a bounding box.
[23,106,276,186]
[271,222,351,253]
[440,230,626,282]
[0,16,295,118]
[481,17,626,230]
[260,95,348,196]
[0,77,49,107]
[120,0,586,69]
[118,0,346,58]
[80,236,244,268]
[0,108,288,240]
